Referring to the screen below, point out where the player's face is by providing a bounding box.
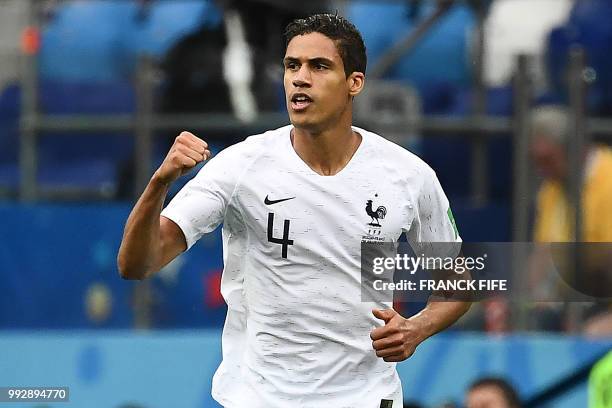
[283,32,363,133]
[466,386,511,408]
[530,136,567,180]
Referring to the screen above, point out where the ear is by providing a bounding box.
[348,72,365,97]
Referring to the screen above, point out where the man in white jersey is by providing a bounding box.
[118,13,471,408]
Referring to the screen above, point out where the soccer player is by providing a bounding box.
[118,13,470,408]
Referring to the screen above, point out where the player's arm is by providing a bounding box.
[413,265,472,338]
[371,167,471,361]
[117,131,211,280]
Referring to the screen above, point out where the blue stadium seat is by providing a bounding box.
[40,1,138,82]
[454,200,511,242]
[0,84,21,190]
[0,84,20,162]
[420,86,514,201]
[568,0,612,27]
[38,81,136,194]
[545,27,570,100]
[40,80,136,115]
[40,0,222,82]
[38,81,136,162]
[347,1,474,89]
[417,82,460,115]
[347,2,485,200]
[0,81,137,193]
[37,158,118,195]
[128,0,222,59]
[547,0,612,114]
[0,163,115,194]
[0,83,20,119]
[448,86,513,117]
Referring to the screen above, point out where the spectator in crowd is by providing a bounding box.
[528,105,612,333]
[530,105,612,243]
[465,377,522,408]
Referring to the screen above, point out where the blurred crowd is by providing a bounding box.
[0,0,610,336]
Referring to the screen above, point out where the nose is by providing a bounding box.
[292,65,311,88]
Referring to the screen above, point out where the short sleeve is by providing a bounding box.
[161,146,241,250]
[405,168,461,258]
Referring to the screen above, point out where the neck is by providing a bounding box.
[291,122,362,176]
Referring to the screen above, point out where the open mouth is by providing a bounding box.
[290,93,313,111]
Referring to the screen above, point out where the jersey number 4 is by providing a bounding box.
[267,212,293,259]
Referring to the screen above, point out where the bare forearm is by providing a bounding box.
[117,131,210,279]
[409,299,471,341]
[117,175,169,279]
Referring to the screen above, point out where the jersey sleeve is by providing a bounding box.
[405,167,461,258]
[161,145,243,250]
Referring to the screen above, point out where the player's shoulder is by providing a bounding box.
[211,125,291,162]
[356,126,436,176]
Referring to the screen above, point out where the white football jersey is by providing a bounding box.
[161,125,460,408]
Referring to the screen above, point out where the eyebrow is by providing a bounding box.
[283,57,335,66]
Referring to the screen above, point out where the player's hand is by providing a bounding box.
[154,131,211,185]
[370,309,425,362]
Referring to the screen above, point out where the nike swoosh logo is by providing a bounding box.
[264,195,295,205]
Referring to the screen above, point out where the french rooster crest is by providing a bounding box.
[365,199,387,227]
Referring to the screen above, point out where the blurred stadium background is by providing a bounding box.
[0,0,611,407]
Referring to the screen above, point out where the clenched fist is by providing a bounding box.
[154,131,211,185]
[370,308,425,362]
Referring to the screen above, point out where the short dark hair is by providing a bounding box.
[284,13,367,77]
[469,377,522,408]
